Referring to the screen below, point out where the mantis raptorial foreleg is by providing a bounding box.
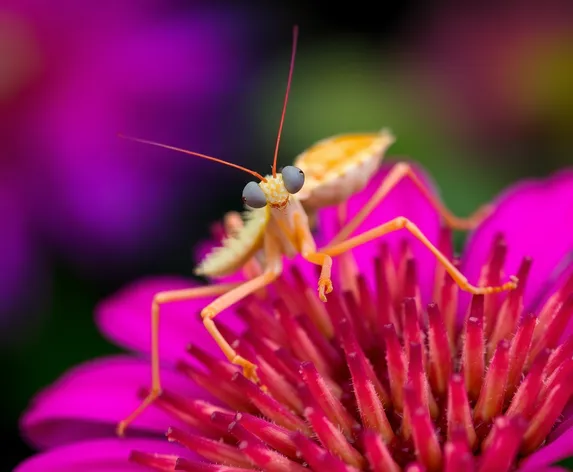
[116,281,242,436]
[322,217,518,295]
[329,162,493,246]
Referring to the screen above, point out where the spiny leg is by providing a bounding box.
[329,162,493,246]
[117,282,242,437]
[202,269,281,383]
[224,211,264,286]
[322,216,518,295]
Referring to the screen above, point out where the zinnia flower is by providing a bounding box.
[0,1,258,329]
[17,164,573,471]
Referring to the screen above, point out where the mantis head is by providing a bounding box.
[242,166,305,210]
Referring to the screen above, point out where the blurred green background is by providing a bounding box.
[1,1,572,470]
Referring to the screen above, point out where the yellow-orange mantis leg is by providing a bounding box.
[321,217,518,295]
[330,162,493,246]
[291,212,334,301]
[200,232,283,384]
[116,281,242,436]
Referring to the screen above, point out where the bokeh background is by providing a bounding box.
[1,0,572,470]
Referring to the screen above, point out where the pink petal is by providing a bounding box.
[21,355,212,450]
[15,437,195,472]
[95,277,245,361]
[317,162,441,303]
[461,169,573,314]
[518,424,573,471]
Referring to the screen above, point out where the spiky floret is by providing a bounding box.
[134,232,573,472]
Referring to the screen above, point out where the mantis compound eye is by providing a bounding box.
[242,181,267,208]
[281,165,305,194]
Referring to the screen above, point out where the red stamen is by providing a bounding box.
[187,344,238,379]
[405,463,426,472]
[440,258,461,345]
[228,420,307,472]
[274,347,308,385]
[505,312,536,398]
[344,290,374,350]
[175,457,248,471]
[300,361,357,438]
[304,407,365,469]
[462,295,485,400]
[230,412,299,459]
[338,251,360,300]
[338,315,390,406]
[237,303,287,346]
[130,451,179,470]
[346,348,394,442]
[297,314,343,371]
[522,383,573,454]
[530,294,573,361]
[289,265,335,338]
[363,431,401,472]
[176,360,250,411]
[447,374,477,449]
[404,387,443,472]
[488,257,532,355]
[505,349,549,419]
[291,432,331,470]
[403,258,422,320]
[374,246,399,329]
[382,323,407,411]
[474,340,510,424]
[403,298,424,365]
[242,342,304,414]
[407,342,438,419]
[275,299,332,377]
[478,233,507,337]
[167,427,251,467]
[150,389,232,438]
[539,356,573,401]
[357,274,378,334]
[535,271,573,342]
[427,303,452,396]
[232,372,311,434]
[544,336,573,377]
[478,416,527,472]
[444,428,475,472]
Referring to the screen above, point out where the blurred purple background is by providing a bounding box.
[0,1,270,333]
[1,0,572,469]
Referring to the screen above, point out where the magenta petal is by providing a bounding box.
[318,163,441,303]
[95,277,244,361]
[21,355,212,449]
[461,169,573,313]
[518,424,573,471]
[15,437,196,472]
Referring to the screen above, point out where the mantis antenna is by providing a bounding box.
[117,134,267,182]
[271,25,299,178]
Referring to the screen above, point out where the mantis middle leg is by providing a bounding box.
[322,217,518,295]
[330,162,493,246]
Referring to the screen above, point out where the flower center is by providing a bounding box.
[131,231,573,471]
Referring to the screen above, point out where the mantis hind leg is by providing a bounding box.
[329,162,493,246]
[321,217,518,295]
[116,282,241,437]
